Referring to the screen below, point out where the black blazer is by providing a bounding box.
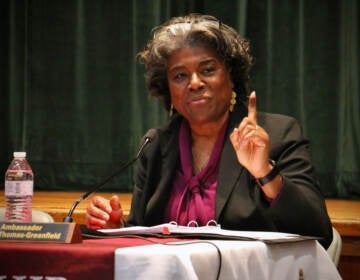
[127,104,333,248]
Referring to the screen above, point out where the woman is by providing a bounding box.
[86,14,333,248]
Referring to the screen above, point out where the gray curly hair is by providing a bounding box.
[137,14,253,111]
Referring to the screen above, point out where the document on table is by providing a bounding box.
[98,223,318,244]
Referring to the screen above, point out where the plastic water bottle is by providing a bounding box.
[4,151,34,222]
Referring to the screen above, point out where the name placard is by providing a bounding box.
[0,222,82,243]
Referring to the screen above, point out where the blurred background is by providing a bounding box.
[0,0,358,198]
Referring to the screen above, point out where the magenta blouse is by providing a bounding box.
[163,118,229,226]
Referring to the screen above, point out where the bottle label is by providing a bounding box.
[5,181,33,196]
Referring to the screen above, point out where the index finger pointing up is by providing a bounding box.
[248,91,257,124]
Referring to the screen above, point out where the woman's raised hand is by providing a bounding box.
[230,91,272,179]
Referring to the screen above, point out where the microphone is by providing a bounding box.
[63,129,157,222]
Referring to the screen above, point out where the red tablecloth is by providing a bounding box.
[0,237,185,280]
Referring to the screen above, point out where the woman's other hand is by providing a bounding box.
[86,195,124,230]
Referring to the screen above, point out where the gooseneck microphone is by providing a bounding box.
[63,129,156,222]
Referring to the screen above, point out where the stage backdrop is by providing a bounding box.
[0,0,359,198]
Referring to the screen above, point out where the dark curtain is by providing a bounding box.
[246,0,359,198]
[0,0,359,198]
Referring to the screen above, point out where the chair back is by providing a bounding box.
[327,227,342,266]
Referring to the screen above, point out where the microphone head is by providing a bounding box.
[144,128,157,141]
[136,129,157,158]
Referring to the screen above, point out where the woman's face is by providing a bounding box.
[166,46,233,126]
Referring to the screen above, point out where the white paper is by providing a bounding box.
[98,223,307,242]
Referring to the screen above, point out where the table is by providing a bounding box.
[0,236,181,279]
[1,191,357,279]
[0,236,341,280]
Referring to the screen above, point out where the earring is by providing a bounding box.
[229,91,237,112]
[169,103,174,117]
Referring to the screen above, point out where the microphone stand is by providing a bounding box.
[63,134,153,223]
[63,157,137,222]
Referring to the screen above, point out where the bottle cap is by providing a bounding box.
[13,152,26,158]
